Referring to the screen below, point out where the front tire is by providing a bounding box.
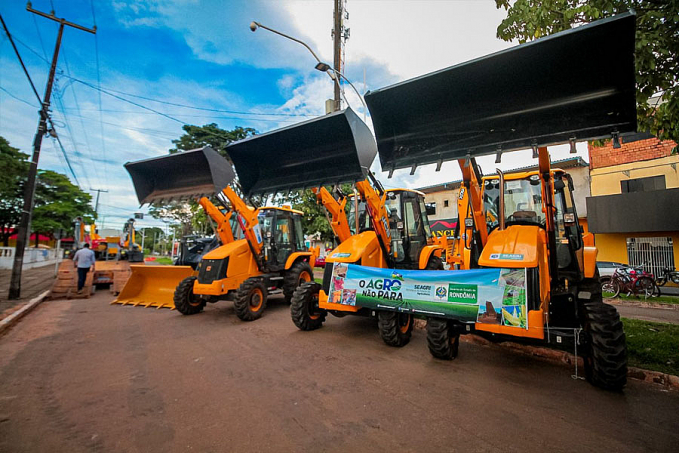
[426,317,460,360]
[173,276,205,315]
[234,278,267,321]
[378,311,413,347]
[425,255,444,270]
[290,282,326,331]
[580,296,627,391]
[283,261,314,303]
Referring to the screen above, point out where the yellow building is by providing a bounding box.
[587,134,678,275]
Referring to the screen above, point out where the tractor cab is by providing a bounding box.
[481,169,584,276]
[347,188,434,269]
[258,207,307,272]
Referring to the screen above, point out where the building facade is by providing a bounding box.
[586,134,679,275]
[418,157,591,238]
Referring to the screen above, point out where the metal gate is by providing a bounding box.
[626,237,675,276]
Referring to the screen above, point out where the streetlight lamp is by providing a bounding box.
[249,21,367,114]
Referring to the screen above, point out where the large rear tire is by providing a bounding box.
[426,317,460,360]
[173,276,205,315]
[283,261,314,303]
[425,255,444,270]
[234,278,267,321]
[378,311,413,347]
[580,295,627,391]
[291,282,326,331]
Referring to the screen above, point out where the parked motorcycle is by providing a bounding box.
[654,266,679,287]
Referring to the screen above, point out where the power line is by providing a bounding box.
[9,29,317,120]
[0,14,42,104]
[60,46,103,188]
[90,0,108,186]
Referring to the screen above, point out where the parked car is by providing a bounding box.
[597,261,625,278]
[315,255,326,268]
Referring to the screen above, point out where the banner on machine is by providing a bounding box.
[327,264,528,328]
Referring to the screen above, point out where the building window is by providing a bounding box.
[425,202,436,216]
[626,237,674,277]
[443,200,449,208]
[621,175,666,193]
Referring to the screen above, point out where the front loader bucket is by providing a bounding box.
[124,147,236,204]
[112,265,195,309]
[227,108,377,196]
[364,12,637,171]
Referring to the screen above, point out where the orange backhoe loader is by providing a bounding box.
[362,13,636,390]
[120,147,318,320]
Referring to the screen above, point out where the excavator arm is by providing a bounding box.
[355,177,392,256]
[452,157,488,269]
[198,197,235,245]
[312,187,352,243]
[220,186,263,256]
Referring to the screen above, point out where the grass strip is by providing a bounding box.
[622,317,679,376]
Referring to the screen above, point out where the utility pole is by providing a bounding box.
[90,188,108,215]
[332,0,343,112]
[8,4,96,299]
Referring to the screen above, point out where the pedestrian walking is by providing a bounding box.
[73,243,95,294]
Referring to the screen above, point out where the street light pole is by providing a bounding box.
[8,4,96,299]
[249,20,367,114]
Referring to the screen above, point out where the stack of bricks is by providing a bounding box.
[49,260,94,300]
[111,265,132,295]
[588,137,676,169]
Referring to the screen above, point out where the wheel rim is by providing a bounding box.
[309,292,321,320]
[299,270,311,285]
[250,288,264,311]
[398,313,411,334]
[187,281,201,307]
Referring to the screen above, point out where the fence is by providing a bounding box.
[0,247,59,270]
[626,237,675,277]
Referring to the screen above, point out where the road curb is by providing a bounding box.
[0,290,50,336]
[607,299,679,311]
[412,319,679,390]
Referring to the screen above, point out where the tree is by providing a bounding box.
[151,124,256,236]
[169,123,256,159]
[282,183,354,243]
[495,0,679,150]
[32,170,95,246]
[0,137,28,246]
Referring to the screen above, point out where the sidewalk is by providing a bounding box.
[611,302,679,324]
[0,263,56,320]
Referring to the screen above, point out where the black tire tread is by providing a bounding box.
[233,278,267,322]
[426,317,459,360]
[425,255,444,270]
[173,276,205,315]
[378,311,413,347]
[283,261,314,302]
[290,281,326,331]
[580,279,627,391]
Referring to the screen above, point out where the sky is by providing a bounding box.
[0,0,592,232]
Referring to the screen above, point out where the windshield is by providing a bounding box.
[483,178,544,227]
[258,210,275,240]
[346,197,370,235]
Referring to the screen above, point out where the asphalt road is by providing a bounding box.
[1,291,678,453]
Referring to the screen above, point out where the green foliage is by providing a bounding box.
[623,317,679,375]
[495,0,679,150]
[282,184,354,242]
[32,170,95,242]
[169,123,256,159]
[139,227,165,254]
[0,137,28,246]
